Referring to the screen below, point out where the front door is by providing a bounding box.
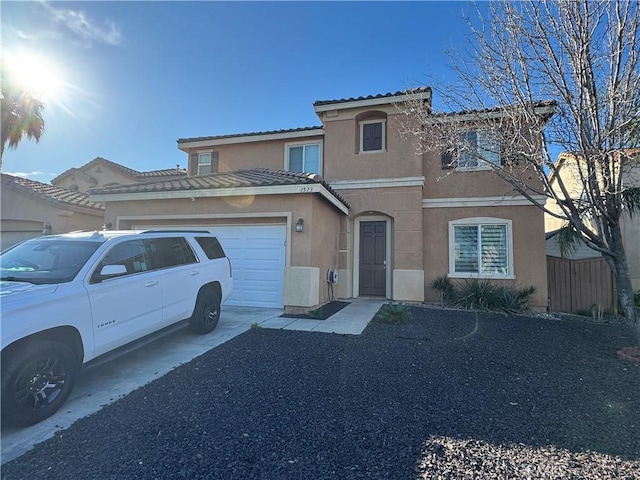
[359,221,386,296]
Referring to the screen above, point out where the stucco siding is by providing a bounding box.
[423,204,548,309]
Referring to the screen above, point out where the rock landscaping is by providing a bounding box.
[2,306,638,479]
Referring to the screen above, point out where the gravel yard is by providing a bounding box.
[2,307,639,479]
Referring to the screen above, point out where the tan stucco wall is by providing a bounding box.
[54,167,136,193]
[322,112,422,181]
[184,135,325,175]
[1,189,104,249]
[423,204,548,310]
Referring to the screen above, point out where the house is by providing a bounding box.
[545,151,640,291]
[52,156,187,193]
[1,174,105,250]
[89,89,554,313]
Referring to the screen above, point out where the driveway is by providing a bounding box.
[1,300,384,465]
[1,306,283,464]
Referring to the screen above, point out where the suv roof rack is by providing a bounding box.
[138,229,213,234]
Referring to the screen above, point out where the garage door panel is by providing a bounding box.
[212,225,285,308]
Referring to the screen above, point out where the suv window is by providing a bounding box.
[91,239,149,283]
[195,236,226,259]
[145,237,197,269]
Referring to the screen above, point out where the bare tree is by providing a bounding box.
[400,0,640,337]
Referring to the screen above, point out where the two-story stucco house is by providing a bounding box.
[89,89,553,313]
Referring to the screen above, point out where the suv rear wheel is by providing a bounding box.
[1,340,79,427]
[189,288,221,334]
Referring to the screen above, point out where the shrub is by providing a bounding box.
[445,278,536,314]
[430,276,456,305]
[377,302,411,323]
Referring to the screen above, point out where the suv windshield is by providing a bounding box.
[0,240,102,284]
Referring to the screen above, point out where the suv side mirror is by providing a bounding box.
[100,264,127,276]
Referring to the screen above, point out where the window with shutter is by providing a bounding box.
[359,119,386,153]
[449,218,513,278]
[451,129,500,170]
[195,151,218,175]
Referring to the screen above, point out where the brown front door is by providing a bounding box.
[359,221,386,296]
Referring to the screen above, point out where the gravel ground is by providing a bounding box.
[2,307,639,479]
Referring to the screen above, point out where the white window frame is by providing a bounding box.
[448,217,514,279]
[456,129,500,171]
[359,119,386,154]
[284,140,323,175]
[197,151,213,175]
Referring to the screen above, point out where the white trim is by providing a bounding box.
[116,212,292,268]
[448,217,515,280]
[314,90,432,113]
[284,139,324,175]
[359,118,386,153]
[353,215,392,299]
[92,183,349,215]
[197,152,212,175]
[177,129,325,150]
[330,176,424,190]
[423,195,547,208]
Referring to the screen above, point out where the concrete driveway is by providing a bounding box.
[1,299,383,464]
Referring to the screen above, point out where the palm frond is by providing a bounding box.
[622,187,640,219]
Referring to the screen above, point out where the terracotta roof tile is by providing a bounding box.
[89,168,349,208]
[313,87,431,107]
[177,126,323,144]
[2,174,105,211]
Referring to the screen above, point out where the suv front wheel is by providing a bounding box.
[1,340,79,427]
[189,288,221,334]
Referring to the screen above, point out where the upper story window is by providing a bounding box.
[195,151,219,175]
[285,141,322,175]
[454,129,500,170]
[448,218,514,279]
[360,119,386,153]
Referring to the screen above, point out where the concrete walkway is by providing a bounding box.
[258,297,385,334]
[1,298,385,464]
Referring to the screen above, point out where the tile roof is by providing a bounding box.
[177,126,323,145]
[51,157,187,184]
[89,168,349,208]
[313,87,432,107]
[2,174,105,211]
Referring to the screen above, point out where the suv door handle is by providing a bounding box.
[145,280,159,287]
[189,271,200,276]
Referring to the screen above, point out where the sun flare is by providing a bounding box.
[4,51,66,102]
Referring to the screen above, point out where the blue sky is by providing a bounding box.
[2,1,476,183]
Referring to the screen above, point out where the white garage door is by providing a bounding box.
[211,225,286,308]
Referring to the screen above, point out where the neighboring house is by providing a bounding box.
[89,89,554,313]
[545,151,640,291]
[1,174,105,250]
[52,156,187,193]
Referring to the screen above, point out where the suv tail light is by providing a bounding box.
[227,257,232,277]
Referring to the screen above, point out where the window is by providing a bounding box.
[145,237,197,269]
[449,218,513,278]
[91,240,150,282]
[360,119,386,153]
[195,236,226,259]
[285,142,321,174]
[196,151,218,175]
[456,129,500,170]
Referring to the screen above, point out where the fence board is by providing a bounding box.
[547,256,614,313]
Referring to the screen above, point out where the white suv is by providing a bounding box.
[0,229,233,426]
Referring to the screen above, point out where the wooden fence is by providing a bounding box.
[546,256,615,313]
